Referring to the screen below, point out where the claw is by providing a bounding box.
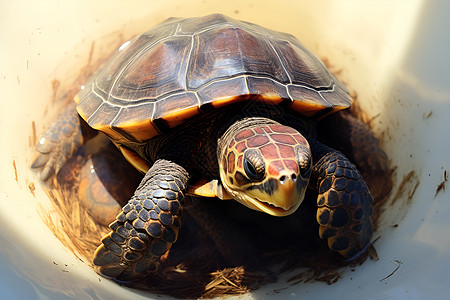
[31,103,83,182]
[39,165,55,182]
[31,153,49,169]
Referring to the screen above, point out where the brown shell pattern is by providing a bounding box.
[76,14,351,143]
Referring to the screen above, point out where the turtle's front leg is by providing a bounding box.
[93,159,189,281]
[309,141,373,259]
[31,102,95,181]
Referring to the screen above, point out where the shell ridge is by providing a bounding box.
[265,37,292,85]
[92,77,109,100]
[317,83,335,107]
[79,80,95,104]
[194,23,234,35]
[96,75,339,111]
[174,21,181,35]
[233,27,246,76]
[107,24,182,103]
[184,34,195,92]
[86,101,106,126]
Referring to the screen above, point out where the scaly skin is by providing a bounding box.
[93,159,188,281]
[31,102,84,181]
[309,140,373,258]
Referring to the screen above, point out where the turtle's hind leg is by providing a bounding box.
[93,159,189,281]
[309,141,373,259]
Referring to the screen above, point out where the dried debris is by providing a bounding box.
[12,160,18,182]
[435,170,448,198]
[379,260,402,282]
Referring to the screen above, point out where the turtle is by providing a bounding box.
[32,14,379,281]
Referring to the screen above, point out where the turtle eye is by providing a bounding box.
[299,157,312,179]
[243,150,265,181]
[295,145,312,179]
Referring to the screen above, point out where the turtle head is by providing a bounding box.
[219,120,312,216]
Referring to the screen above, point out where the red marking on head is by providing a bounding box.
[227,152,236,174]
[235,171,250,185]
[235,129,254,141]
[235,141,247,153]
[260,144,280,159]
[269,124,298,134]
[221,157,227,171]
[293,134,308,145]
[284,159,300,173]
[247,135,270,147]
[262,126,273,133]
[268,160,285,176]
[271,134,297,145]
[278,144,296,158]
[254,127,264,134]
[237,154,243,169]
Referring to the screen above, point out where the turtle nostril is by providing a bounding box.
[280,174,298,184]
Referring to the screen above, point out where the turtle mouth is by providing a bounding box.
[220,172,304,216]
[248,196,302,217]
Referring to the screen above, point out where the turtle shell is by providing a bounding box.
[75,13,351,144]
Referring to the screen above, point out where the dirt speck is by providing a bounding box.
[423,110,433,120]
[12,160,18,182]
[28,182,36,196]
[435,169,447,198]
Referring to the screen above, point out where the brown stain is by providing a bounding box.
[435,169,447,198]
[348,93,381,129]
[87,41,95,66]
[371,166,395,230]
[12,160,18,182]
[391,170,420,207]
[423,110,433,120]
[51,79,61,104]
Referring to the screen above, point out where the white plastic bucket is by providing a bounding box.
[1,1,449,299]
